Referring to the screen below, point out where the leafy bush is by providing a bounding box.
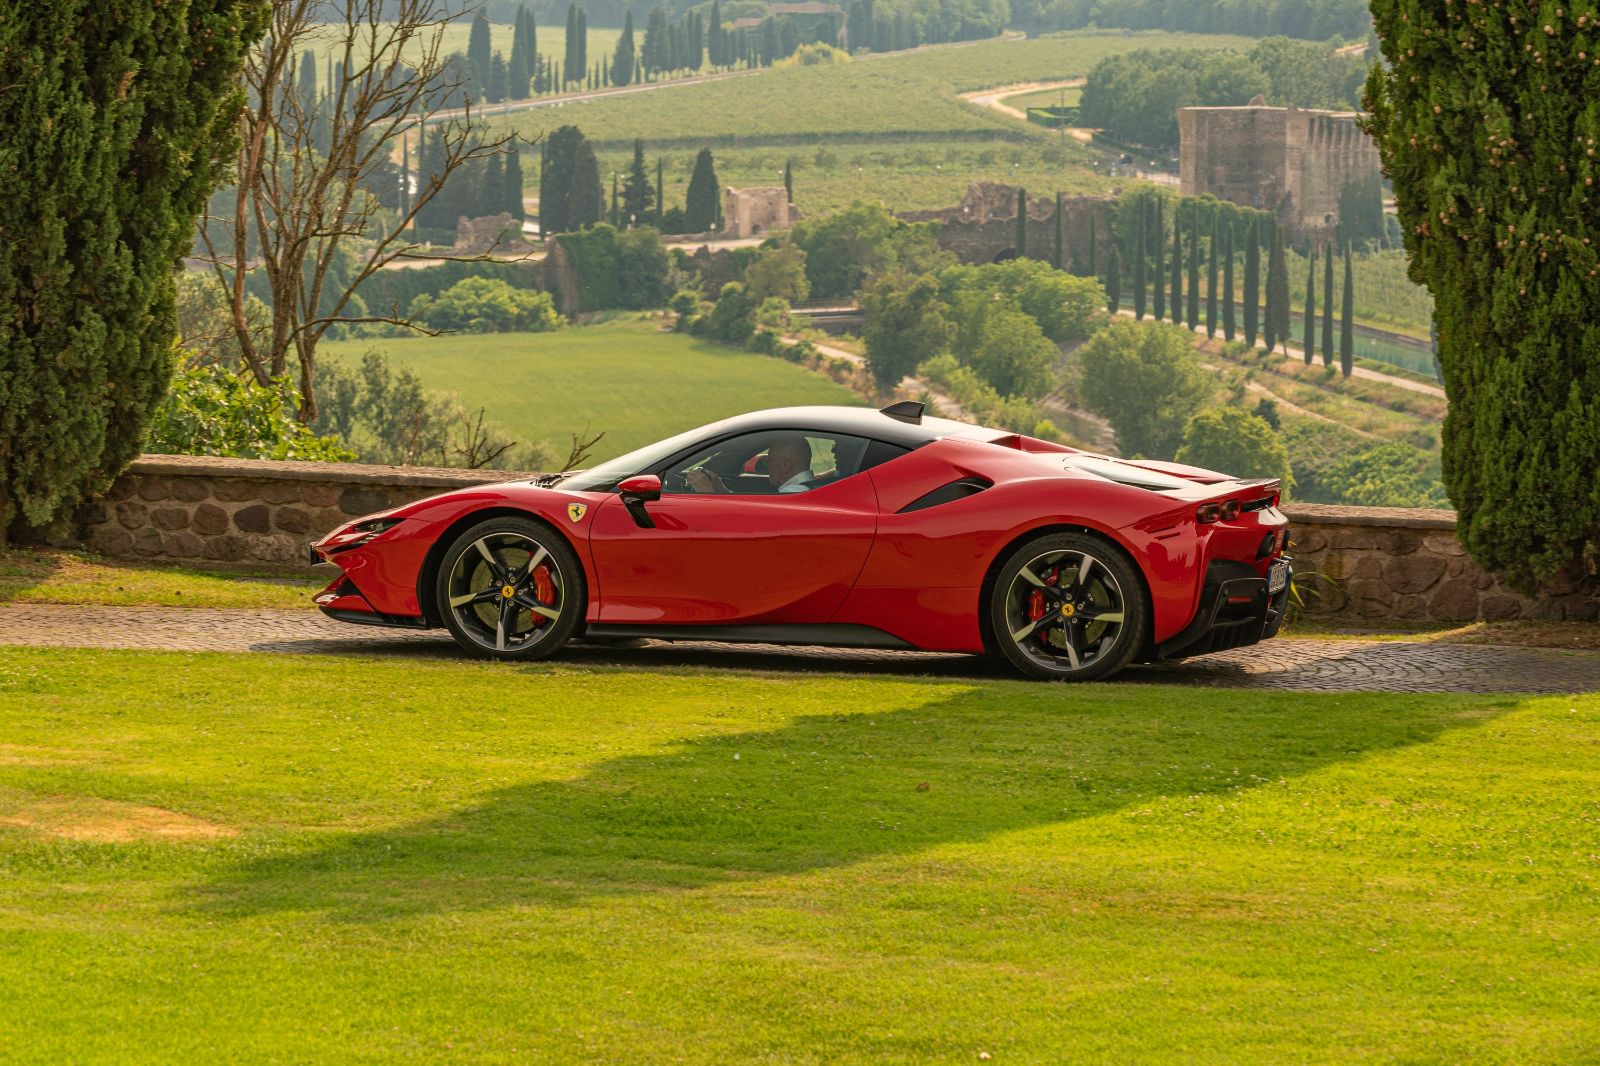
[1073,320,1212,459]
[1321,442,1449,510]
[353,259,544,321]
[1176,408,1295,490]
[698,282,757,344]
[790,201,951,301]
[410,278,563,334]
[938,259,1104,344]
[148,360,354,463]
[744,244,811,306]
[616,226,673,310]
[862,272,949,391]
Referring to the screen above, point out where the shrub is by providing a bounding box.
[1176,408,1295,490]
[148,359,355,463]
[1074,321,1212,459]
[410,278,563,333]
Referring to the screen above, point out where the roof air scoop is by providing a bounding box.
[879,400,924,424]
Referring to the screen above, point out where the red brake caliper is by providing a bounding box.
[1029,567,1060,645]
[529,564,556,627]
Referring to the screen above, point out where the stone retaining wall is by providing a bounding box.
[80,455,1595,622]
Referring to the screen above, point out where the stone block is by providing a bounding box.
[80,501,109,525]
[302,483,340,508]
[1387,594,1429,621]
[115,500,149,530]
[104,478,138,502]
[170,478,211,503]
[87,528,133,557]
[260,480,303,505]
[136,477,173,501]
[274,506,312,534]
[233,504,272,533]
[1288,528,1326,554]
[192,503,231,536]
[1479,595,1524,621]
[203,533,250,562]
[1382,552,1447,595]
[1373,529,1423,555]
[1327,527,1376,551]
[1344,578,1395,618]
[214,479,265,502]
[162,531,205,559]
[150,506,191,531]
[248,535,305,564]
[132,527,165,556]
[1428,578,1480,622]
[1423,533,1466,557]
[340,486,391,516]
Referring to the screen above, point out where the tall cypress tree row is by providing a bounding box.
[1152,198,1165,322]
[1104,242,1122,315]
[1367,0,1600,586]
[1340,242,1355,379]
[1322,239,1336,367]
[1266,224,1289,353]
[1302,244,1317,365]
[1243,218,1260,348]
[1086,215,1097,277]
[1185,215,1199,329]
[0,0,268,536]
[1205,215,1219,337]
[1222,225,1236,342]
[1169,210,1183,323]
[1052,192,1063,270]
[1132,203,1147,319]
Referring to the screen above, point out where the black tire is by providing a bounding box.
[435,516,585,661]
[987,532,1148,681]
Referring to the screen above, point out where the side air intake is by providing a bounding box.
[897,477,992,514]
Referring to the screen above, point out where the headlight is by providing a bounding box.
[317,516,406,554]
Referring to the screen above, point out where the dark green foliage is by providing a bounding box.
[503,146,525,220]
[622,139,654,226]
[1222,225,1236,342]
[1337,173,1387,250]
[1022,0,1370,42]
[1185,216,1199,329]
[1176,409,1293,488]
[570,139,603,229]
[149,358,353,463]
[1169,210,1182,323]
[1243,218,1260,347]
[784,159,794,205]
[1152,199,1165,322]
[685,148,720,232]
[410,279,563,333]
[552,225,625,310]
[1205,216,1218,337]
[1366,0,1600,584]
[655,157,665,225]
[1104,242,1122,315]
[612,10,636,86]
[354,261,543,319]
[1264,225,1289,353]
[539,125,597,235]
[468,11,494,97]
[789,201,948,301]
[0,0,268,535]
[1132,203,1147,320]
[1321,241,1335,368]
[1301,244,1316,364]
[938,259,1104,344]
[1340,243,1354,378]
[1052,193,1064,271]
[1014,188,1027,258]
[1076,321,1211,459]
[1086,215,1097,277]
[703,282,757,344]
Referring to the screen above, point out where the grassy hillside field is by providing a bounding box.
[498,31,1254,149]
[320,319,862,463]
[3,646,1597,1061]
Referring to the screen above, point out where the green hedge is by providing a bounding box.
[354,260,544,318]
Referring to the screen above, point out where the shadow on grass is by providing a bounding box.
[194,684,1516,921]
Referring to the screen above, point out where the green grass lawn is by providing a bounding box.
[1,646,1596,1061]
[0,549,320,609]
[321,319,863,463]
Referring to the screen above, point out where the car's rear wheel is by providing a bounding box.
[436,517,584,660]
[988,532,1147,681]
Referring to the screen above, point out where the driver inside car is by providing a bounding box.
[684,435,814,495]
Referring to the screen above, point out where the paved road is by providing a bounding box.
[4,605,1597,693]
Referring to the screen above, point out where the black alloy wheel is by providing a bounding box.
[989,532,1147,681]
[436,516,584,660]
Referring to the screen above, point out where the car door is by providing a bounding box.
[586,431,885,625]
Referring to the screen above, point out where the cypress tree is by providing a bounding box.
[655,157,664,225]
[569,139,603,229]
[1152,198,1165,322]
[1205,215,1219,338]
[1087,215,1097,277]
[1302,244,1317,365]
[564,5,577,80]
[709,0,724,65]
[1132,202,1147,320]
[576,7,589,75]
[613,11,636,86]
[784,159,794,205]
[504,145,524,220]
[1014,188,1027,258]
[610,171,619,227]
[0,0,268,536]
[1322,238,1336,368]
[1169,209,1182,323]
[1052,192,1063,271]
[468,11,494,97]
[486,153,505,217]
[1104,242,1122,315]
[1265,224,1289,353]
[1340,242,1355,379]
[685,147,720,231]
[1222,224,1236,342]
[622,138,653,225]
[1185,214,1199,329]
[1243,218,1260,348]
[400,134,413,227]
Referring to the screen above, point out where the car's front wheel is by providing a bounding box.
[988,532,1147,681]
[435,516,584,660]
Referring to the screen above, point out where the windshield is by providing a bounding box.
[553,421,725,492]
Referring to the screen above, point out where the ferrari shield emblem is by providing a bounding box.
[567,503,587,523]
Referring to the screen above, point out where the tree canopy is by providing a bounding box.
[1074,321,1211,459]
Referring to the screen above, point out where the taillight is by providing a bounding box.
[1220,499,1241,521]
[1196,503,1221,524]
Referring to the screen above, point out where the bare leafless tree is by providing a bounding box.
[199,0,530,422]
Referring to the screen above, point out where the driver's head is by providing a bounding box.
[766,436,811,488]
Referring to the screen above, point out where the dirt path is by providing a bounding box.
[959,78,1085,122]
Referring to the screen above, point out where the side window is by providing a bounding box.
[662,432,905,496]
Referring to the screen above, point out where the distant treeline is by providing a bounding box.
[1009,0,1372,42]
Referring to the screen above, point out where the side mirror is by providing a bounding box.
[617,474,661,528]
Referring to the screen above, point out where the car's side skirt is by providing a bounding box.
[582,622,916,650]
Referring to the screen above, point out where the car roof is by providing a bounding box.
[713,405,993,449]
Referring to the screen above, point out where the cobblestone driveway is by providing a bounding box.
[5,604,1599,693]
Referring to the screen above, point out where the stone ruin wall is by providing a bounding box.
[898,182,1116,266]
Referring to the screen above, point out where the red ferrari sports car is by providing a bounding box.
[310,403,1291,680]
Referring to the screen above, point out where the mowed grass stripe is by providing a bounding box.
[321,319,863,463]
[1,646,1597,1061]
